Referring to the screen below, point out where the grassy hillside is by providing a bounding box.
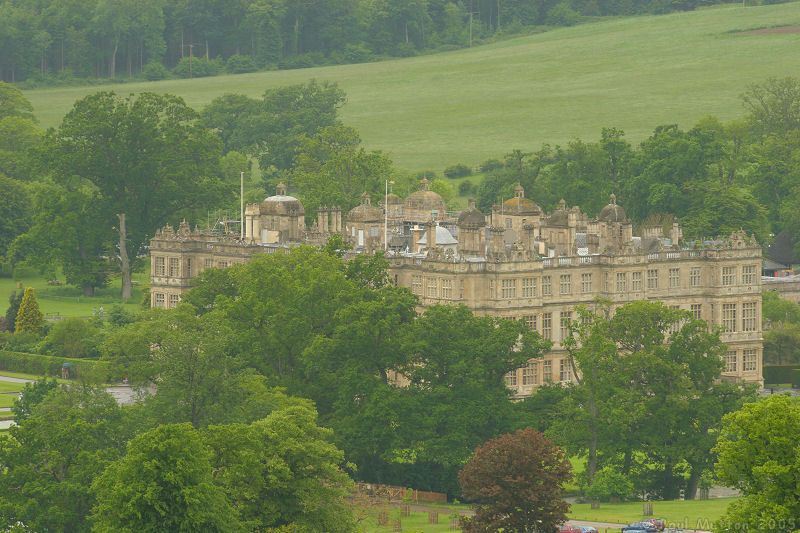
[24,3,800,172]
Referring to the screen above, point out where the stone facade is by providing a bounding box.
[150,182,764,395]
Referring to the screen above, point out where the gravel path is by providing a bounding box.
[0,375,34,384]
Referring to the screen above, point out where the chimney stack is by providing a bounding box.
[489,227,506,257]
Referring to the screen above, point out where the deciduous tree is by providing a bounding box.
[9,180,112,296]
[459,428,572,533]
[201,81,346,173]
[0,386,127,533]
[714,395,800,531]
[742,77,800,137]
[290,124,395,215]
[0,176,31,260]
[205,405,356,532]
[554,301,752,499]
[47,91,226,300]
[11,378,58,423]
[91,423,242,533]
[103,304,306,427]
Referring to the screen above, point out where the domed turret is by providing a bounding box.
[347,192,383,223]
[547,199,569,227]
[245,182,305,243]
[502,184,540,216]
[598,194,627,223]
[458,199,486,228]
[262,182,305,216]
[385,192,402,205]
[404,178,447,220]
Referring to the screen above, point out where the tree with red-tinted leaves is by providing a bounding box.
[459,428,572,533]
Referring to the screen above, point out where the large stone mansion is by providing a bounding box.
[150,179,764,394]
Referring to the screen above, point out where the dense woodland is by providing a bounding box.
[0,0,771,84]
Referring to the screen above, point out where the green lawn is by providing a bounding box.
[0,269,148,319]
[356,497,736,532]
[0,394,18,408]
[23,3,800,173]
[0,382,25,394]
[358,508,464,533]
[570,498,736,529]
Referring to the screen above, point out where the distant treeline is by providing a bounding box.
[0,0,775,85]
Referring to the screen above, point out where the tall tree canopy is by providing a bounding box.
[47,91,227,299]
[547,301,755,499]
[201,80,346,173]
[714,395,800,531]
[0,386,129,533]
[91,422,242,533]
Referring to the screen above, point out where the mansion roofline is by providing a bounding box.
[149,180,765,394]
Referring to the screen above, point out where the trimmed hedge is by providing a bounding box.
[763,365,800,386]
[793,369,800,389]
[0,350,116,381]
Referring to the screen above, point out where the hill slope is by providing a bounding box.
[24,3,800,172]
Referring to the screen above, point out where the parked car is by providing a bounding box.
[644,518,666,531]
[622,523,658,533]
[558,526,584,533]
[578,527,598,533]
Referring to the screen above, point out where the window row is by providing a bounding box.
[494,264,752,300]
[154,256,241,278]
[722,264,758,286]
[721,301,759,333]
[504,359,573,388]
[412,276,461,299]
[519,311,573,342]
[412,264,759,302]
[499,274,594,298]
[724,348,758,373]
[153,292,180,309]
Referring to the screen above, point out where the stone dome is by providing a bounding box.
[404,178,447,215]
[348,192,383,223]
[546,199,569,227]
[502,197,541,216]
[458,200,486,227]
[385,192,403,205]
[261,182,304,216]
[501,183,540,215]
[598,194,627,223]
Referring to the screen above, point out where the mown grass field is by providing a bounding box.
[570,497,735,528]
[24,3,800,172]
[0,269,148,319]
[0,381,25,409]
[356,497,736,532]
[357,505,465,533]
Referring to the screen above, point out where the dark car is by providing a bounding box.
[622,523,658,533]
